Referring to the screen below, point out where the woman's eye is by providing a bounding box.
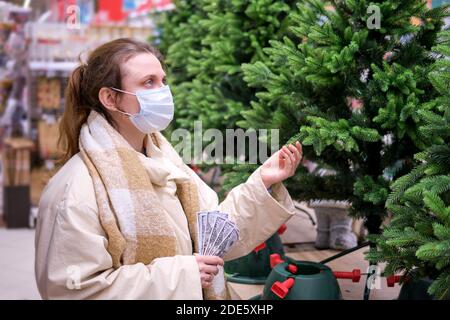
[144,77,166,88]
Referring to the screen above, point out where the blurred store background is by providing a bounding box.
[0,0,174,299]
[0,0,173,228]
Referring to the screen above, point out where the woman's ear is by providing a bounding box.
[99,87,119,112]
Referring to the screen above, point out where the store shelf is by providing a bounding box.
[28,61,77,72]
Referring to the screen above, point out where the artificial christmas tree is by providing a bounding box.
[239,0,448,236]
[367,29,450,300]
[153,0,208,136]
[156,0,296,159]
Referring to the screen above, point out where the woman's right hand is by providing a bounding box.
[194,254,224,288]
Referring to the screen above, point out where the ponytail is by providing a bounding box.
[58,64,89,163]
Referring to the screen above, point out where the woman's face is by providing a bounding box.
[116,52,167,115]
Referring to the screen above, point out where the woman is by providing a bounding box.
[35,38,303,300]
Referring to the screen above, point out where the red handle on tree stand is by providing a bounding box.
[277,224,287,235]
[333,269,361,282]
[271,278,295,299]
[253,242,266,253]
[287,264,298,274]
[270,254,285,268]
[386,275,402,287]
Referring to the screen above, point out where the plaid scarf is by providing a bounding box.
[79,111,228,299]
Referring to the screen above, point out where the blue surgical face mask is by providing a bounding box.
[110,85,174,134]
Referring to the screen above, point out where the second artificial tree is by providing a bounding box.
[367,29,450,300]
[239,0,448,242]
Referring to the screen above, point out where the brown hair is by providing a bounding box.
[58,38,164,163]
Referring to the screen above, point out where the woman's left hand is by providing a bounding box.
[260,141,303,189]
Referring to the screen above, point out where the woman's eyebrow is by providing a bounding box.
[140,73,167,81]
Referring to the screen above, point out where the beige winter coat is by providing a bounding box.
[35,136,296,299]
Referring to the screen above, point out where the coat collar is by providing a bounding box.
[136,134,190,187]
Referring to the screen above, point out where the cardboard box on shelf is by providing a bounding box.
[38,119,63,160]
[2,137,34,187]
[1,137,34,228]
[37,77,61,110]
[3,185,30,228]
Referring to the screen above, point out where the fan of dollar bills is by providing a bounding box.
[197,211,239,257]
